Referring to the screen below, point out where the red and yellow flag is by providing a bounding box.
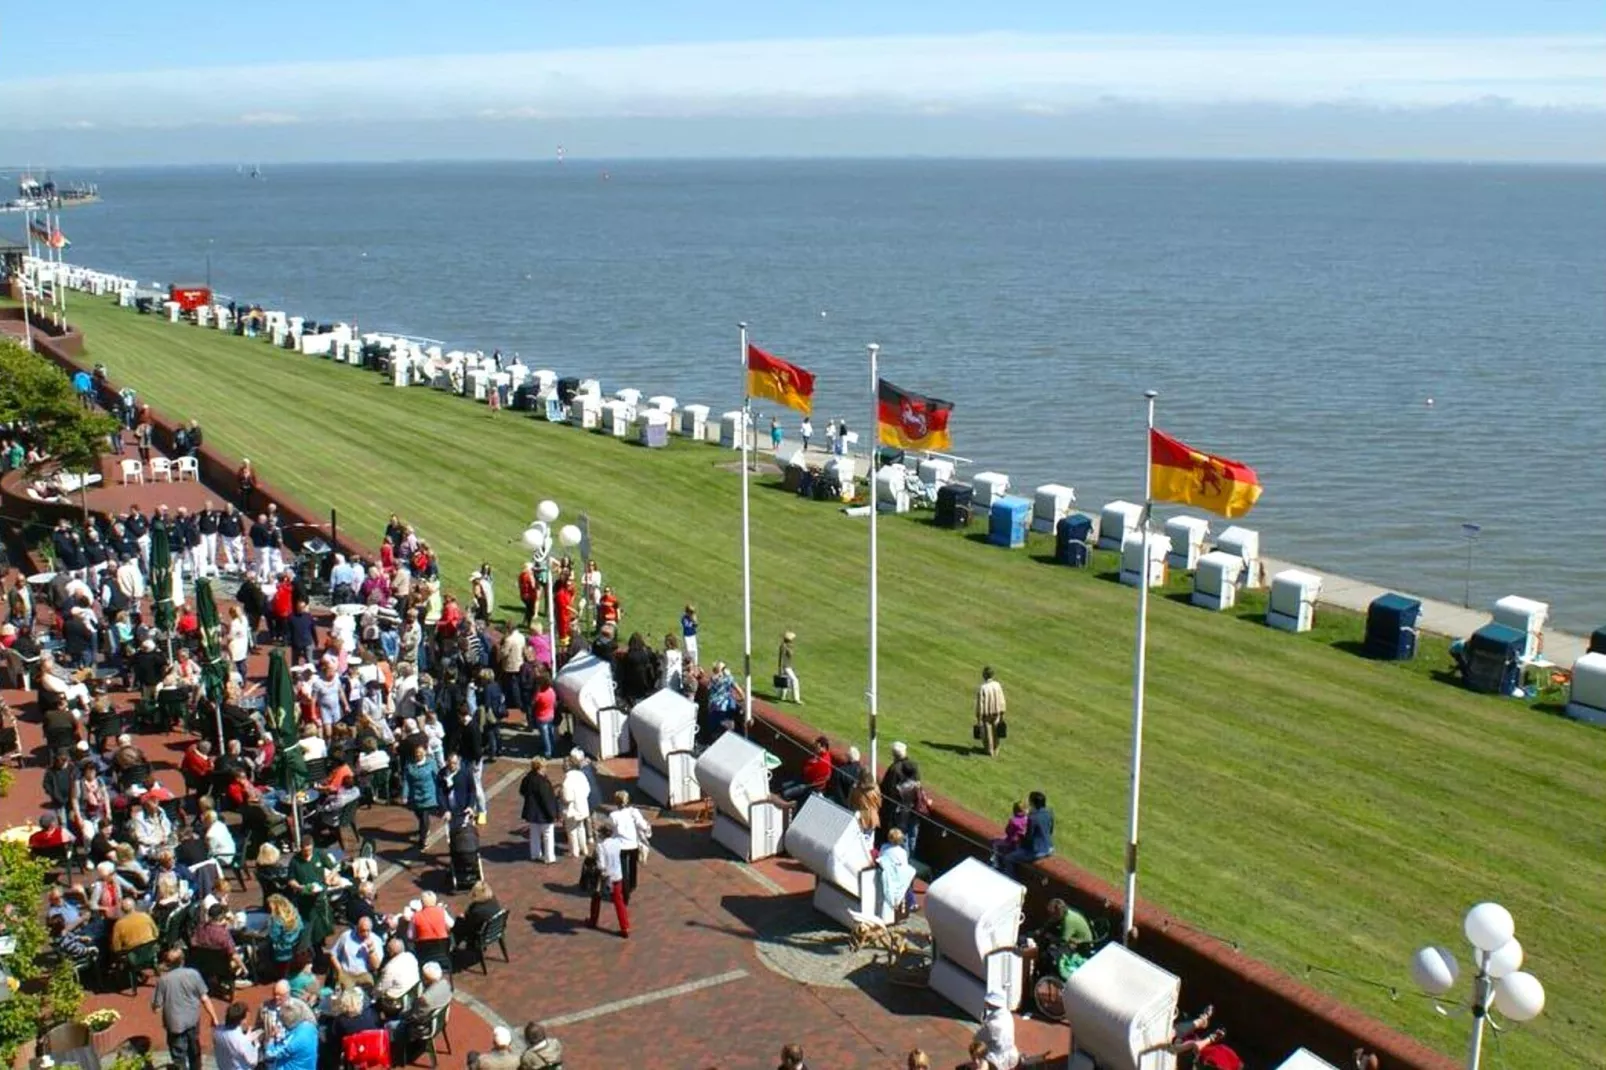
[745,343,816,416]
[1150,428,1262,518]
[878,380,954,451]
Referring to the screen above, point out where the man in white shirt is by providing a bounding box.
[212,1000,261,1070]
[330,916,385,987]
[116,554,146,605]
[376,938,420,1000]
[203,810,237,865]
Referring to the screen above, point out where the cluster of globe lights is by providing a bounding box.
[1411,902,1545,1032]
[524,499,581,556]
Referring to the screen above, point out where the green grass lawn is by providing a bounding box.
[53,298,1606,1067]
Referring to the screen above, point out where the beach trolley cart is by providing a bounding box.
[628,687,702,806]
[784,794,893,928]
[1120,531,1171,588]
[1214,525,1263,588]
[1098,501,1144,551]
[935,484,974,529]
[1032,484,1076,534]
[1267,569,1323,633]
[1491,595,1549,662]
[1457,624,1525,695]
[1055,513,1095,567]
[679,404,710,439]
[1564,653,1606,726]
[926,858,1026,1018]
[693,732,786,862]
[972,471,1011,509]
[1364,593,1421,660]
[554,653,628,760]
[876,465,911,513]
[1062,944,1182,1070]
[1273,1051,1342,1070]
[988,496,1032,549]
[719,410,750,450]
[1163,516,1211,572]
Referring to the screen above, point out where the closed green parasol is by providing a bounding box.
[265,647,310,845]
[194,578,230,745]
[150,522,175,638]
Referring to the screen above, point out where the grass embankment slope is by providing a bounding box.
[64,298,1605,1068]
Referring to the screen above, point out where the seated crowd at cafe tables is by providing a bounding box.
[1,505,572,1069]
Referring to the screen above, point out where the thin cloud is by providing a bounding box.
[1,32,1602,131]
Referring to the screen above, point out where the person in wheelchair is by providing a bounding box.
[1034,898,1096,977]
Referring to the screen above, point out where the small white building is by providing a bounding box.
[679,404,710,439]
[1267,569,1323,633]
[972,471,1010,509]
[569,394,601,430]
[629,688,702,806]
[1215,525,1263,588]
[1098,501,1144,551]
[1191,551,1245,611]
[1163,516,1211,572]
[876,465,910,513]
[719,410,751,450]
[1061,944,1182,1070]
[1119,531,1171,588]
[1564,652,1606,726]
[1491,595,1549,662]
[694,733,786,862]
[917,458,956,488]
[555,653,626,759]
[925,858,1025,1019]
[1032,484,1076,534]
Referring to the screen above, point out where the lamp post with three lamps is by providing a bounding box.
[1411,902,1545,1070]
[523,499,582,659]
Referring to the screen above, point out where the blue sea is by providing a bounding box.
[34,159,1606,631]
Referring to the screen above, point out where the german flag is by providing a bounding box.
[746,343,815,416]
[1149,428,1262,518]
[877,380,954,451]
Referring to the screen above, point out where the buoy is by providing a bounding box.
[820,310,827,317]
[1426,398,1435,407]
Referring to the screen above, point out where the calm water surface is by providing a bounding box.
[42,160,1606,631]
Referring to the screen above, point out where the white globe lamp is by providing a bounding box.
[1410,946,1459,997]
[521,525,547,552]
[559,524,582,549]
[1464,902,1515,954]
[536,500,560,524]
[1493,972,1545,1022]
[1484,938,1523,980]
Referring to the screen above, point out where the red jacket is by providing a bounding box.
[518,570,539,603]
[802,752,833,792]
[181,746,214,779]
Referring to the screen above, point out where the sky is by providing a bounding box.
[2,1,1603,164]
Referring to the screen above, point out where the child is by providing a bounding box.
[989,801,1029,869]
[680,605,699,665]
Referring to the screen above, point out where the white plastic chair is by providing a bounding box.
[176,456,200,481]
[148,457,173,481]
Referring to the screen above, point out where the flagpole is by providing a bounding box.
[19,211,34,351]
[738,322,754,728]
[867,343,880,775]
[53,205,67,323]
[1122,388,1158,945]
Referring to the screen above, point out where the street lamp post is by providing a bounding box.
[1461,523,1481,608]
[524,499,582,663]
[1411,902,1545,1070]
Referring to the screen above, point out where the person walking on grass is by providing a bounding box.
[776,630,802,703]
[680,604,699,665]
[975,666,1007,756]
